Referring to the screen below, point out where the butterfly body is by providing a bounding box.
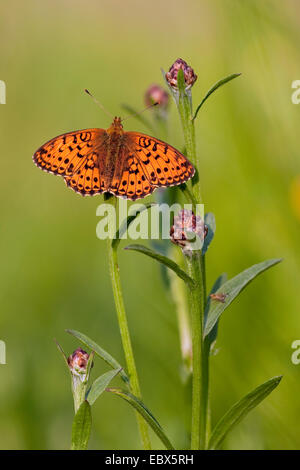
[103,118,127,188]
[33,117,195,200]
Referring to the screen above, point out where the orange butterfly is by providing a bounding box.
[33,117,195,200]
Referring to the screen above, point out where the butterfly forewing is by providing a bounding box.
[126,132,195,189]
[33,129,105,176]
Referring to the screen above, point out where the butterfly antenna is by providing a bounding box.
[121,102,159,122]
[84,89,114,118]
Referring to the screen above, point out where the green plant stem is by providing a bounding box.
[202,338,211,448]
[180,184,198,212]
[186,252,206,449]
[176,72,209,449]
[71,375,87,414]
[170,247,192,374]
[171,68,241,450]
[107,238,151,449]
[177,85,202,204]
[201,254,211,448]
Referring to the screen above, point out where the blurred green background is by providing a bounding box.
[1,0,300,450]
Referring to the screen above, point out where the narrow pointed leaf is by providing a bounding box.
[66,329,129,384]
[177,68,186,94]
[202,212,216,256]
[204,258,282,337]
[124,244,195,287]
[204,272,227,347]
[193,73,241,121]
[71,400,92,450]
[112,203,155,249]
[107,387,174,450]
[208,376,282,450]
[54,339,69,367]
[87,369,120,405]
[85,351,95,381]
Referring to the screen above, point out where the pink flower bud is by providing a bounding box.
[165,58,197,90]
[170,209,207,254]
[67,348,89,374]
[144,84,169,108]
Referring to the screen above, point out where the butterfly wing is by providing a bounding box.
[125,132,195,196]
[33,129,108,195]
[108,146,154,200]
[33,128,195,200]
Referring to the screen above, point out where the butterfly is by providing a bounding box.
[33,117,195,200]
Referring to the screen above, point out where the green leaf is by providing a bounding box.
[121,104,155,133]
[71,400,92,450]
[107,387,174,450]
[85,350,95,381]
[208,376,282,450]
[66,329,129,385]
[204,258,282,337]
[204,272,228,347]
[87,369,120,406]
[112,203,155,250]
[193,73,241,121]
[202,212,216,256]
[54,339,69,367]
[177,68,186,94]
[124,244,195,287]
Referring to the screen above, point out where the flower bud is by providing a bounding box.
[165,58,197,90]
[68,348,90,377]
[170,209,207,254]
[67,348,92,413]
[144,84,169,109]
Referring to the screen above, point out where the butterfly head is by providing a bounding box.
[107,117,124,135]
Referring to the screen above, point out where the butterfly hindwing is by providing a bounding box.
[108,147,153,200]
[64,153,104,196]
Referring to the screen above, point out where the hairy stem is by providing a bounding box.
[170,247,192,373]
[186,253,206,449]
[177,84,202,204]
[175,72,209,449]
[201,255,210,448]
[106,208,151,449]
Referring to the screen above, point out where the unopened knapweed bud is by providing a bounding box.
[144,84,169,109]
[170,209,207,254]
[68,348,90,377]
[68,348,92,413]
[165,58,197,90]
